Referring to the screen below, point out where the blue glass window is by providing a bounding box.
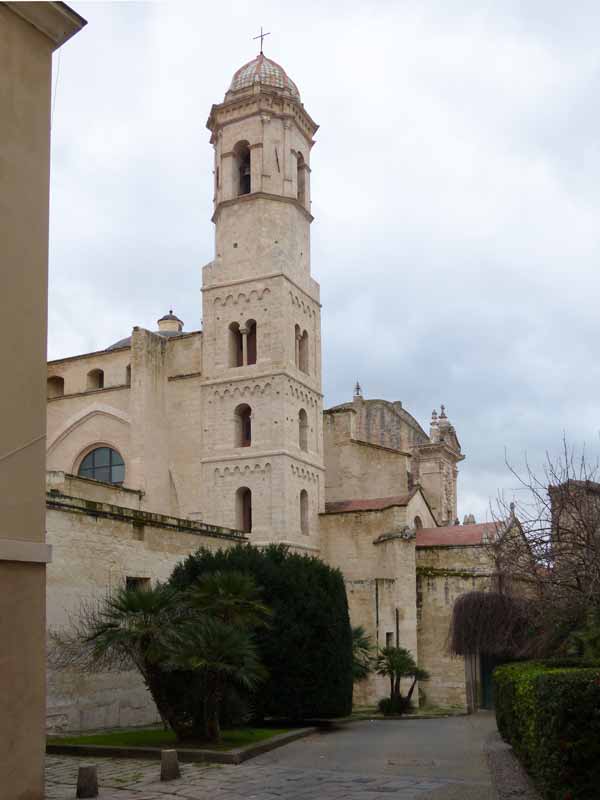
[78,447,125,485]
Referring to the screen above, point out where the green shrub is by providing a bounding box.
[169,545,353,720]
[377,696,414,715]
[494,661,600,799]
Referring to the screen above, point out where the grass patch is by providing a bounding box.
[48,726,290,751]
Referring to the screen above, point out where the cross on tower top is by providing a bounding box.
[253,26,271,54]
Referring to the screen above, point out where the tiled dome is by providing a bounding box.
[229,54,300,99]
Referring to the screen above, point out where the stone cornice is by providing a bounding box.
[46,492,246,541]
[48,345,129,367]
[47,384,129,402]
[0,537,52,564]
[207,94,318,145]
[252,539,320,553]
[350,438,412,458]
[201,449,325,472]
[168,371,203,382]
[6,1,86,49]
[201,369,323,398]
[202,271,321,308]
[416,441,465,463]
[211,191,313,224]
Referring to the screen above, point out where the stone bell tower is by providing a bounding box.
[199,51,324,550]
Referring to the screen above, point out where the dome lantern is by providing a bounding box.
[226,53,300,100]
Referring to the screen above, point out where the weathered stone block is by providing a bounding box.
[160,749,181,781]
[76,765,98,798]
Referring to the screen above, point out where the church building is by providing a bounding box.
[45,51,495,731]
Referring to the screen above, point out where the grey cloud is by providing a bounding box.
[49,1,600,520]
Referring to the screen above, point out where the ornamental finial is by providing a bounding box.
[252,26,271,54]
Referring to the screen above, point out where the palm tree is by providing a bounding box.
[55,572,271,742]
[73,583,184,731]
[375,646,429,714]
[351,626,374,683]
[169,618,267,742]
[184,570,271,629]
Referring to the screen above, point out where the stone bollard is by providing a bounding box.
[76,765,98,798]
[161,749,181,781]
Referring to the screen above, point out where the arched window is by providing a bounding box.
[234,404,252,447]
[229,322,243,367]
[78,446,125,485]
[294,324,301,368]
[246,319,257,366]
[236,487,252,533]
[300,489,309,535]
[299,408,308,451]
[47,376,64,399]
[234,141,251,196]
[299,330,309,373]
[297,152,306,205]
[125,364,131,386]
[87,368,104,390]
[414,516,423,530]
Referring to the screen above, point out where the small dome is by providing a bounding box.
[158,310,183,324]
[107,310,185,350]
[228,53,300,99]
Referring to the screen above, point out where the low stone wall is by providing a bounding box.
[46,487,245,732]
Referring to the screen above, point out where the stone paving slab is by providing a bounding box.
[45,715,499,799]
[45,755,490,799]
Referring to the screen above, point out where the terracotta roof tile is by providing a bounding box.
[324,495,412,514]
[416,522,498,547]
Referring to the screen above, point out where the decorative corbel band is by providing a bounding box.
[0,538,53,564]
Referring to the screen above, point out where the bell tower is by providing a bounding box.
[200,51,324,550]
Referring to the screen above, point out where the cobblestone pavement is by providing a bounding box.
[45,714,497,800]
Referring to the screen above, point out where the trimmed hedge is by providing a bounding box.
[494,661,600,800]
[169,544,353,720]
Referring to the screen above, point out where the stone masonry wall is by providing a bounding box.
[320,505,417,706]
[415,544,492,708]
[46,486,244,733]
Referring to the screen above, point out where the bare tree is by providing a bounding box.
[488,439,600,657]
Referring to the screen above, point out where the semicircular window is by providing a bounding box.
[78,447,125,485]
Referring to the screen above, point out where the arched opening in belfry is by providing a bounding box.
[234,403,252,447]
[294,324,301,368]
[246,319,257,365]
[87,368,104,390]
[299,330,309,373]
[414,516,423,530]
[234,141,251,196]
[299,408,308,451]
[300,489,309,535]
[297,152,306,205]
[47,376,64,399]
[236,487,252,533]
[125,365,131,386]
[229,322,243,367]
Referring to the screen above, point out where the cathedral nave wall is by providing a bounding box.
[46,388,131,481]
[47,346,131,397]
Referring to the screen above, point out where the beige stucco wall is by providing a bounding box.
[46,478,245,732]
[0,4,84,797]
[416,544,492,708]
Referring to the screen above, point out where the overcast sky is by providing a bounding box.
[49,0,600,520]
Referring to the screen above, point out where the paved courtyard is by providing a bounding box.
[45,713,497,800]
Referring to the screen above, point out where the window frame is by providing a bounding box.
[77,446,125,485]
